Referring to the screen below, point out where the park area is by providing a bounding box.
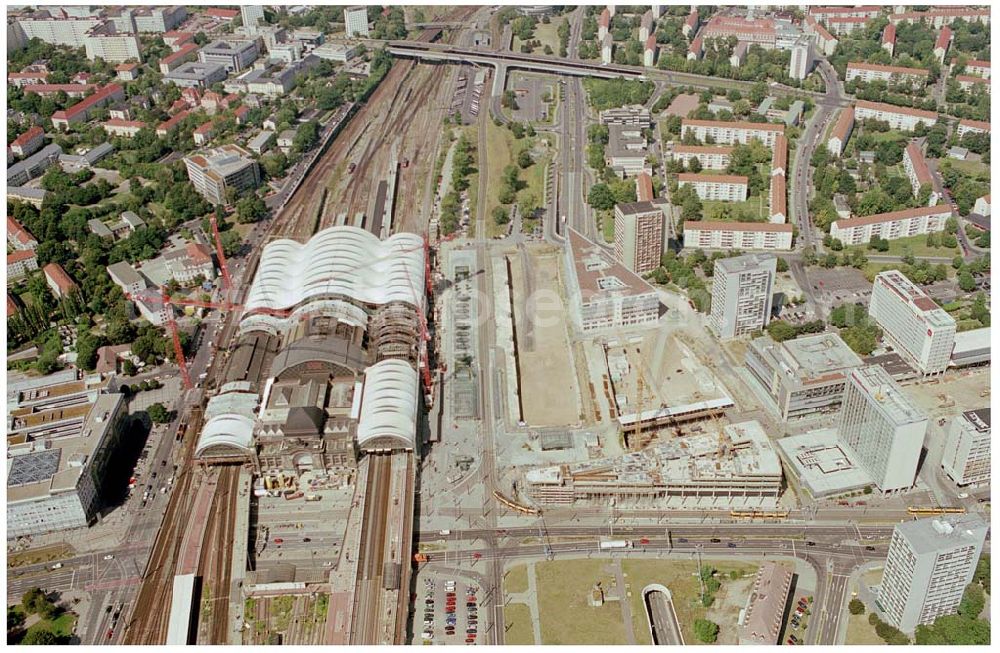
[7,588,78,644]
[501,557,758,645]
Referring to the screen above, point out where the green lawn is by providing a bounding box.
[700,195,770,222]
[461,125,480,235]
[504,602,536,645]
[483,118,515,237]
[845,233,960,259]
[534,559,629,645]
[519,143,553,234]
[513,18,563,54]
[599,209,615,243]
[945,158,990,179]
[622,559,758,646]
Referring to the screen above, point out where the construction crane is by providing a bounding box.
[159,287,192,391]
[209,215,233,302]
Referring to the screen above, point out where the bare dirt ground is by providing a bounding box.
[508,245,581,427]
[903,369,990,420]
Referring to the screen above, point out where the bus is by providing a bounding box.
[730,509,790,519]
[907,506,966,516]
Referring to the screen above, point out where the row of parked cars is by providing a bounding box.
[786,596,811,645]
[421,578,479,644]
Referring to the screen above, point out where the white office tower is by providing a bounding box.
[869,270,956,376]
[837,366,927,493]
[241,6,265,34]
[877,514,988,632]
[709,254,776,339]
[344,6,370,38]
[941,408,991,486]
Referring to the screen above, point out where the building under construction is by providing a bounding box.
[523,421,783,505]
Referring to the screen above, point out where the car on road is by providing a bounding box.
[727,542,737,548]
[806,541,816,546]
[51,563,63,570]
[103,554,115,560]
[865,545,876,551]
[273,538,284,544]
[710,538,721,543]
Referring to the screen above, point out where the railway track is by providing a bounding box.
[197,465,241,644]
[351,454,393,644]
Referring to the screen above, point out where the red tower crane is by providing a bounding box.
[209,215,233,302]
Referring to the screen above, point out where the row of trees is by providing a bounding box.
[440,132,476,235]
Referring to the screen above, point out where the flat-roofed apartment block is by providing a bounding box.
[889,8,990,29]
[668,144,733,170]
[683,221,793,251]
[941,408,990,486]
[613,201,664,275]
[677,172,748,202]
[7,371,127,537]
[877,514,988,632]
[599,105,651,127]
[681,119,784,147]
[827,106,855,156]
[746,332,863,420]
[830,205,952,246]
[903,141,940,205]
[709,253,776,339]
[737,561,793,645]
[956,118,989,138]
[606,124,651,177]
[846,61,929,88]
[854,100,937,131]
[869,270,956,375]
[837,365,928,493]
[564,228,660,334]
[183,144,260,205]
[524,420,781,504]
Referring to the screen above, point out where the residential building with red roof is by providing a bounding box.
[116,62,141,81]
[8,293,20,317]
[682,9,699,37]
[934,26,952,63]
[827,106,855,157]
[854,100,937,131]
[50,84,125,129]
[10,125,45,158]
[803,16,839,56]
[193,121,215,146]
[826,16,871,35]
[43,263,78,298]
[103,119,147,138]
[233,104,251,125]
[23,83,97,98]
[903,142,939,205]
[156,110,189,137]
[206,8,240,20]
[889,9,990,29]
[683,221,793,251]
[846,62,928,88]
[956,75,989,91]
[7,71,49,87]
[7,250,39,279]
[963,60,990,79]
[957,119,989,137]
[635,172,654,203]
[159,42,199,74]
[7,216,38,251]
[831,205,952,246]
[882,23,896,55]
[163,31,195,50]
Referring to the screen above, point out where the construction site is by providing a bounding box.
[121,8,478,645]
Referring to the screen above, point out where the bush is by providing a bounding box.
[693,619,719,643]
[848,598,866,615]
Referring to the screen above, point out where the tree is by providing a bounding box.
[492,206,510,225]
[587,183,617,211]
[292,120,319,154]
[147,403,171,424]
[958,270,977,292]
[766,321,798,342]
[21,588,49,615]
[21,628,59,645]
[75,331,105,371]
[693,619,719,643]
[235,195,267,224]
[517,149,533,169]
[848,598,866,615]
[957,583,985,619]
[7,605,25,632]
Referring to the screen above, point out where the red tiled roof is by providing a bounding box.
[905,142,932,186]
[685,10,699,29]
[7,216,36,246]
[8,71,49,80]
[23,83,97,95]
[116,62,139,71]
[834,204,952,229]
[194,121,215,134]
[855,100,938,121]
[770,174,786,218]
[830,106,855,142]
[935,26,952,50]
[882,23,896,44]
[206,7,240,19]
[645,34,657,51]
[8,250,37,264]
[678,173,749,185]
[43,263,77,294]
[772,134,787,172]
[186,242,213,265]
[684,221,793,232]
[104,119,147,128]
[599,8,610,28]
[966,60,990,69]
[683,118,785,133]
[956,75,989,85]
[11,125,44,148]
[8,293,19,317]
[157,110,189,133]
[51,84,123,121]
[848,61,928,77]
[636,173,654,202]
[161,42,198,67]
[672,145,735,155]
[959,119,990,132]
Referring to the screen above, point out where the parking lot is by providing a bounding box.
[780,592,814,646]
[416,571,480,645]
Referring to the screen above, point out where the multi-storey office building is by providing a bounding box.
[837,365,927,493]
[868,270,957,375]
[941,408,990,486]
[613,201,664,275]
[709,254,776,339]
[877,514,988,632]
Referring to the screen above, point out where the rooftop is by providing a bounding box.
[715,252,776,275]
[875,269,956,328]
[566,227,658,299]
[738,561,793,644]
[834,204,952,229]
[848,61,929,76]
[855,99,938,121]
[777,428,873,497]
[849,365,927,426]
[678,172,749,185]
[896,513,988,555]
[684,220,793,233]
[752,332,862,383]
[683,118,785,133]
